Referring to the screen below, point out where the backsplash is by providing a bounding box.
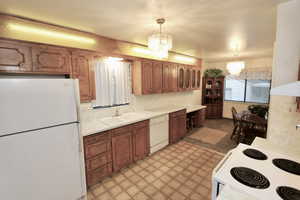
[80,90,202,124]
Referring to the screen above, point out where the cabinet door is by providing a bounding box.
[169,111,186,144]
[162,62,170,92]
[32,45,71,74]
[152,61,163,93]
[178,65,185,90]
[0,40,32,72]
[196,69,201,89]
[169,116,178,144]
[112,131,133,172]
[71,51,91,102]
[178,114,187,138]
[142,60,153,94]
[195,109,206,127]
[191,68,196,89]
[170,64,178,92]
[185,66,191,90]
[132,124,149,161]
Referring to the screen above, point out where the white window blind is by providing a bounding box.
[93,60,131,108]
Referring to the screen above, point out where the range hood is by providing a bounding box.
[270,81,300,96]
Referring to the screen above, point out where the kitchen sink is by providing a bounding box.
[100,116,126,125]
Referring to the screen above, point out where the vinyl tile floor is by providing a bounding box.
[87,141,224,200]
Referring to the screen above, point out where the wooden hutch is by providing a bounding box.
[202,76,224,119]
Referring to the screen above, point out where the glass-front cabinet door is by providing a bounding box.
[185,67,191,89]
[196,69,201,88]
[178,66,185,89]
[191,68,196,88]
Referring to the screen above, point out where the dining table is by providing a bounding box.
[235,110,268,125]
[234,110,268,144]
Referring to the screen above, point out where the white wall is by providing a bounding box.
[80,90,202,124]
[267,0,300,153]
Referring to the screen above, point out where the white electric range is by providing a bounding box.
[212,143,300,200]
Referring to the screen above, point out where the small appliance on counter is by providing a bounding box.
[0,79,86,200]
[212,143,300,200]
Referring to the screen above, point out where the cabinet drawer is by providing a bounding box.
[86,152,112,172]
[86,163,112,187]
[132,120,149,129]
[112,124,133,136]
[84,132,110,145]
[84,141,111,159]
[169,109,186,117]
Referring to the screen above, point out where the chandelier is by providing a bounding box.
[148,18,172,58]
[226,43,245,75]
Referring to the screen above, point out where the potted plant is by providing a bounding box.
[248,105,269,118]
[204,68,224,78]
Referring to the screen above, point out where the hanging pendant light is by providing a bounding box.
[226,44,245,75]
[148,18,172,58]
[226,61,245,75]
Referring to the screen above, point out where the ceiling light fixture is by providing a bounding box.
[104,57,124,62]
[226,61,245,75]
[174,55,195,63]
[148,18,172,58]
[8,23,95,44]
[226,44,245,75]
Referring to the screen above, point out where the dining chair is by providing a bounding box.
[239,113,267,144]
[230,107,239,141]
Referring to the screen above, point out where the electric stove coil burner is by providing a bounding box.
[243,148,268,160]
[273,159,300,176]
[277,186,300,200]
[230,167,270,189]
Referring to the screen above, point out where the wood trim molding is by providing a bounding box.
[0,13,202,66]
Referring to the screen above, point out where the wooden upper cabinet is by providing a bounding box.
[162,62,170,92]
[132,59,199,95]
[185,66,191,89]
[32,45,71,74]
[170,63,178,92]
[178,65,185,90]
[196,69,201,89]
[191,67,196,89]
[0,40,32,72]
[71,50,92,102]
[141,60,153,95]
[152,61,163,93]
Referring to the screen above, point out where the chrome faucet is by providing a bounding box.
[115,107,121,117]
[296,125,300,130]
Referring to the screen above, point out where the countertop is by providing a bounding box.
[81,105,206,136]
[252,137,300,160]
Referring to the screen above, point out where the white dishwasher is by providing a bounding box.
[149,114,169,154]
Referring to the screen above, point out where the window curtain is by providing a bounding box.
[94,60,131,107]
[226,67,272,80]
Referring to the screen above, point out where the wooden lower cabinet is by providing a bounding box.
[112,128,133,172]
[195,108,206,127]
[169,109,187,144]
[83,120,150,187]
[132,121,150,161]
[86,163,112,186]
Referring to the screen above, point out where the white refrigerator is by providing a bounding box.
[0,79,87,200]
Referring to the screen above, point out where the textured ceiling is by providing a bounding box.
[0,0,282,60]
